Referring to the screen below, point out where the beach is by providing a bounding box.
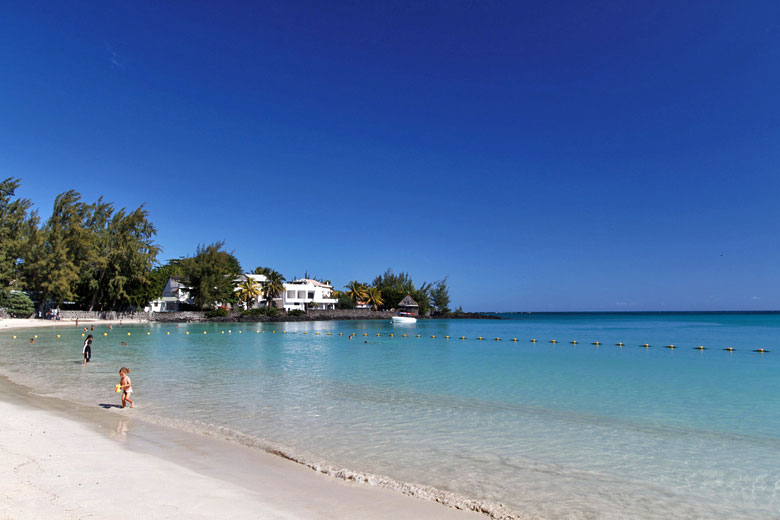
[0,318,146,331]
[0,373,480,520]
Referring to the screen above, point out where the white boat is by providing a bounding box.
[391,314,417,324]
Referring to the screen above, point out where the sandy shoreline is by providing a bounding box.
[0,318,147,331]
[0,372,482,520]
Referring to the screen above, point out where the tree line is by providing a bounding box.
[339,268,451,316]
[0,178,452,315]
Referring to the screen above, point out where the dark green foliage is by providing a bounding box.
[13,185,160,310]
[205,308,229,318]
[372,269,414,309]
[287,309,305,316]
[336,292,353,309]
[0,291,34,317]
[430,278,451,314]
[0,178,33,292]
[180,242,241,309]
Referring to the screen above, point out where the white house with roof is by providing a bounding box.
[145,277,194,312]
[280,279,337,311]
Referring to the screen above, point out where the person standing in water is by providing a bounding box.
[82,334,93,364]
[119,367,133,408]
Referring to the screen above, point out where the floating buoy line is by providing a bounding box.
[5,330,772,354]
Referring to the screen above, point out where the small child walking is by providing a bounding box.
[119,367,134,408]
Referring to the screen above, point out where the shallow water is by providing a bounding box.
[2,313,779,518]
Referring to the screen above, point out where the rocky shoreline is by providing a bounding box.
[150,310,501,323]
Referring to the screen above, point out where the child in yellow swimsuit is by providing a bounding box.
[119,367,134,408]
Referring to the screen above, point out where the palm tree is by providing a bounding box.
[365,286,384,311]
[235,277,263,309]
[344,280,368,307]
[263,271,285,308]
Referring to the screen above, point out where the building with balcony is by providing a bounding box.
[281,279,337,311]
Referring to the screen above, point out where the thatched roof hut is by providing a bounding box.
[398,295,419,314]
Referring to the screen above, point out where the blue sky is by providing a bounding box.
[2,1,779,311]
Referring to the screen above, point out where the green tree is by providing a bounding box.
[0,178,33,293]
[365,286,384,311]
[372,268,414,309]
[412,282,432,317]
[79,204,161,310]
[263,270,285,308]
[0,291,34,317]
[344,280,368,308]
[430,278,451,315]
[180,242,242,309]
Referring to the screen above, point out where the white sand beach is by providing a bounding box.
[0,318,147,331]
[0,375,481,520]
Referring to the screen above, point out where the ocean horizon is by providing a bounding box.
[2,312,779,518]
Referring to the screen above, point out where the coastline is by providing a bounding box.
[0,373,483,520]
[0,310,499,330]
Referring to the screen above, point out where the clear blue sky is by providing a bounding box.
[2,1,779,311]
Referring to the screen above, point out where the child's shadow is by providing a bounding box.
[99,403,123,409]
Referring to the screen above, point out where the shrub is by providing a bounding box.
[287,309,305,317]
[265,306,279,317]
[205,308,229,318]
[1,292,34,318]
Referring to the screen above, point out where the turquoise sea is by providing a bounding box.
[1,312,779,519]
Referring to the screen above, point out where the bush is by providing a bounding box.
[1,292,34,318]
[205,308,229,318]
[265,306,279,317]
[287,309,305,317]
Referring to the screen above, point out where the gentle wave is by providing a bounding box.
[120,408,525,520]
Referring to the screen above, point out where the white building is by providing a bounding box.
[281,279,337,311]
[146,277,194,312]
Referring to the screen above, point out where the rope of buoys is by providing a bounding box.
[665,345,675,349]
[694,345,706,350]
[723,347,735,351]
[754,348,770,353]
